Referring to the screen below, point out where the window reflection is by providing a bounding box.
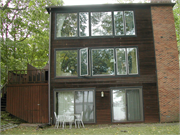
[116,48,127,75]
[80,48,88,76]
[57,91,74,115]
[92,49,115,75]
[91,12,112,36]
[112,88,142,122]
[75,91,94,122]
[56,13,77,37]
[125,11,135,35]
[127,48,138,74]
[56,11,135,38]
[112,90,126,121]
[114,11,124,35]
[79,12,89,37]
[56,50,78,77]
[55,90,95,123]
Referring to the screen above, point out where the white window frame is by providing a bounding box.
[80,48,89,76]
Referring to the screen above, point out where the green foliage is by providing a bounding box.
[0,0,63,85]
[173,0,180,52]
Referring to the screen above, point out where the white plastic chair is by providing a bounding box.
[58,115,64,128]
[75,111,84,128]
[54,112,60,128]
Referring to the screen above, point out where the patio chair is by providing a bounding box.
[54,112,60,128]
[75,111,84,128]
[58,115,64,128]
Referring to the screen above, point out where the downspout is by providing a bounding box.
[48,10,51,125]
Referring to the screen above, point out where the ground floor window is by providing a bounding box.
[111,87,143,122]
[54,89,95,123]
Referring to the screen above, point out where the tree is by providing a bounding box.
[117,0,150,3]
[173,0,180,54]
[0,0,64,85]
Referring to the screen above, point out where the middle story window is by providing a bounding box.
[56,49,78,77]
[55,47,138,78]
[92,48,115,76]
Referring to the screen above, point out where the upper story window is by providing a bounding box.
[56,13,78,37]
[55,47,138,78]
[91,12,112,36]
[56,11,135,38]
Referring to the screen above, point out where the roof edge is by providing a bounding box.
[45,3,175,14]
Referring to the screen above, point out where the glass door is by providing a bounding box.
[112,88,143,122]
[112,89,126,121]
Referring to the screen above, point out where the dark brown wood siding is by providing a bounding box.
[50,7,159,123]
[6,83,48,123]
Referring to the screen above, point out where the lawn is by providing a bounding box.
[1,124,180,135]
[1,111,180,135]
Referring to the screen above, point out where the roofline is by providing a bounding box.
[45,3,175,14]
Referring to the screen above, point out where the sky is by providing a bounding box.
[63,0,147,6]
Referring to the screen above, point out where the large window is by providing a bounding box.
[116,48,138,75]
[92,48,115,76]
[56,11,135,38]
[56,13,78,37]
[54,89,95,123]
[91,12,112,36]
[56,50,78,77]
[55,47,138,77]
[111,88,143,122]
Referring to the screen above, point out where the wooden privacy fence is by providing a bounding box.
[6,83,48,123]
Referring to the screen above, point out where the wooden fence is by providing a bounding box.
[6,83,48,123]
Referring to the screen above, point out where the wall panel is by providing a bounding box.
[6,83,48,123]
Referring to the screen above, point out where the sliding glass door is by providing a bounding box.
[112,88,143,122]
[55,89,95,123]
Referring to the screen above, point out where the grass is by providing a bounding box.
[1,124,180,135]
[1,111,26,125]
[1,111,180,135]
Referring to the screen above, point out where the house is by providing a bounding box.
[4,0,179,124]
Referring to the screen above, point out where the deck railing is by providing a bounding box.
[8,69,48,84]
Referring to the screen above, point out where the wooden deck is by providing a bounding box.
[8,69,48,84]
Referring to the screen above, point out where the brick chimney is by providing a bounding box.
[151,0,179,123]
[151,0,171,3]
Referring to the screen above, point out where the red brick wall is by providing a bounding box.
[151,5,179,122]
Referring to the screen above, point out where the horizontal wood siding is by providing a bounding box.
[50,7,159,123]
[6,83,48,123]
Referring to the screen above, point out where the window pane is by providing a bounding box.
[79,12,89,37]
[91,12,112,36]
[127,48,138,74]
[56,13,77,37]
[116,48,127,75]
[127,89,141,121]
[75,91,94,122]
[112,89,126,121]
[114,11,124,35]
[57,91,74,115]
[92,49,115,75]
[80,48,88,76]
[125,11,135,35]
[56,50,78,77]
